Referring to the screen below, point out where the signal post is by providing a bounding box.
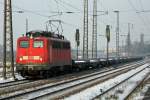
[75,29,80,59]
[106,25,110,66]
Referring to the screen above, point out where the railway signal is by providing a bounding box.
[75,29,80,59]
[106,25,110,66]
[106,25,110,43]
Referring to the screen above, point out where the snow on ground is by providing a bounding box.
[0,67,24,83]
[104,66,150,100]
[0,77,14,83]
[15,74,25,80]
[0,74,25,83]
[0,67,2,72]
[65,63,150,100]
[132,84,149,100]
[131,75,150,100]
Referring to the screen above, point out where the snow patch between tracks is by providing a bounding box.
[65,63,150,100]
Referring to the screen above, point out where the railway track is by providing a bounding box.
[0,79,32,89]
[0,60,147,100]
[121,71,150,100]
[93,64,150,100]
[143,77,150,100]
[124,72,150,100]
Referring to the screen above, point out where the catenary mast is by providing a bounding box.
[83,0,89,59]
[114,11,120,59]
[3,0,15,79]
[92,0,97,58]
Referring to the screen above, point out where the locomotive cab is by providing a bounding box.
[16,37,49,76]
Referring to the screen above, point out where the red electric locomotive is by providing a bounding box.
[16,30,72,77]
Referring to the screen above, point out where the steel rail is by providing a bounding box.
[0,79,32,89]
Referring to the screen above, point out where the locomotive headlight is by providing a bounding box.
[40,58,43,61]
[19,57,23,61]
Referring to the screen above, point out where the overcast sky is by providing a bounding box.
[0,0,150,50]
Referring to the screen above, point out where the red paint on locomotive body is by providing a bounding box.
[16,31,71,76]
[16,37,48,65]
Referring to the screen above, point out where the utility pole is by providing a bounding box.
[140,33,144,56]
[114,11,120,59]
[83,0,88,59]
[92,0,97,59]
[3,0,15,80]
[120,34,128,57]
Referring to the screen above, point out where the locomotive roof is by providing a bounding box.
[18,30,70,43]
[26,30,66,40]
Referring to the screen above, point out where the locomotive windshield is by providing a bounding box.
[34,41,44,48]
[20,41,29,48]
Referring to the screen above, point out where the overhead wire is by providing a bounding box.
[0,1,80,17]
[1,1,81,29]
[54,0,62,20]
[58,0,82,12]
[52,0,82,15]
[1,0,142,35]
[138,0,150,26]
[128,0,150,32]
[51,0,84,29]
[0,1,51,17]
[54,0,73,12]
